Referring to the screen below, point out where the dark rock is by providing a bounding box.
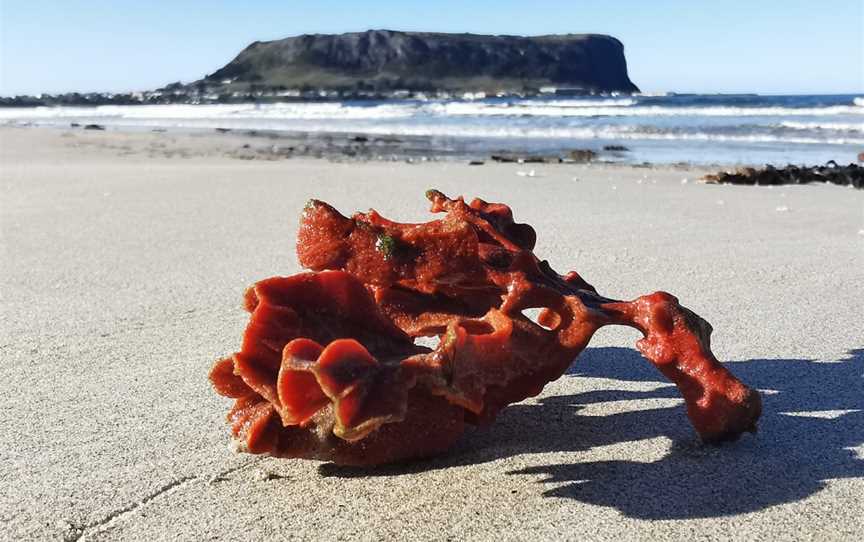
[203,30,639,94]
[603,144,629,151]
[703,163,863,189]
[468,160,485,166]
[374,136,403,144]
[491,154,562,164]
[215,127,232,133]
[83,124,105,131]
[70,122,81,128]
[351,136,369,143]
[568,149,597,162]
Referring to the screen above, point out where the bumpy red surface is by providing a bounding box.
[210,190,761,466]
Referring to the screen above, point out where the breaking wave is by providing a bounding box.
[0,102,416,120]
[424,102,864,118]
[780,121,863,132]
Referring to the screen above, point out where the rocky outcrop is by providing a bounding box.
[703,162,864,189]
[203,29,639,94]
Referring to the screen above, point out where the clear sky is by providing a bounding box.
[1,0,862,96]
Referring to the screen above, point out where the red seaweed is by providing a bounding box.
[210,191,761,466]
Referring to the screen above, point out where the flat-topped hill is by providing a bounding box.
[201,29,639,94]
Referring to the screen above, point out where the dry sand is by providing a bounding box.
[1,126,863,541]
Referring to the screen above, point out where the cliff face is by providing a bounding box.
[205,30,639,94]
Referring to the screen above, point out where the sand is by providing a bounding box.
[1,126,862,541]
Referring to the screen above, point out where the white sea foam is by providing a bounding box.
[4,100,864,148]
[0,102,416,120]
[780,121,863,132]
[425,102,864,118]
[2,101,862,123]
[6,111,864,145]
[511,98,637,108]
[854,97,864,107]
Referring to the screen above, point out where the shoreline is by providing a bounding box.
[4,123,853,170]
[0,123,697,166]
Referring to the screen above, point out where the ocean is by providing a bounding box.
[2,93,862,165]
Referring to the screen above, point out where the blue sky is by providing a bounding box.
[1,0,862,95]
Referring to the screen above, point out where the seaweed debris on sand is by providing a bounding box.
[703,162,863,189]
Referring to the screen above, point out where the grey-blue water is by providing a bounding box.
[2,93,861,165]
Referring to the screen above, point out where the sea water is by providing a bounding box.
[2,93,861,165]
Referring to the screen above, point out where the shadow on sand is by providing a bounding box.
[320,347,863,520]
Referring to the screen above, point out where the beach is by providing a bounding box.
[1,126,863,541]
